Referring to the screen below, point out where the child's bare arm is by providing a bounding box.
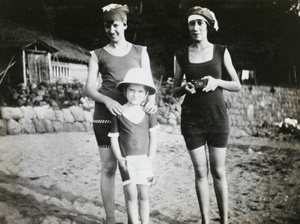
[148,129,157,162]
[110,137,127,172]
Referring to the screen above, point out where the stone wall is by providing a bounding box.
[157,85,300,128]
[224,85,300,128]
[0,85,299,135]
[0,106,93,136]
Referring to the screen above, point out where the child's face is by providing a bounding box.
[125,84,148,105]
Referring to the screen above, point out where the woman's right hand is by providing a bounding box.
[105,99,124,115]
[185,82,196,94]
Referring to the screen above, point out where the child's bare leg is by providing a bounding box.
[137,185,150,224]
[124,183,139,224]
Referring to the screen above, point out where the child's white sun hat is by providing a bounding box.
[117,68,157,95]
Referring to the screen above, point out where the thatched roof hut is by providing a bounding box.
[0,20,90,87]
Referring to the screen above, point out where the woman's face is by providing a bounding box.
[188,19,208,41]
[125,84,148,105]
[104,21,127,42]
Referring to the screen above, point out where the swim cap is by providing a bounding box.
[186,6,219,31]
[102,3,129,24]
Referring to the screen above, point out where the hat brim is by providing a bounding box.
[117,81,157,95]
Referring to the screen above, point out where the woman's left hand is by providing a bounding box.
[202,76,219,92]
[143,101,158,114]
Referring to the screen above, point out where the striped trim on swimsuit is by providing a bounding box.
[92,120,111,124]
[99,145,111,148]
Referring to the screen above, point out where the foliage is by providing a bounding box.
[156,77,183,125]
[0,57,15,86]
[248,118,300,141]
[0,81,93,111]
[156,77,180,106]
[1,0,299,86]
[275,118,300,140]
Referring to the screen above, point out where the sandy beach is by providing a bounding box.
[0,125,299,224]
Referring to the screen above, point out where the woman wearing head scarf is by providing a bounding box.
[173,6,241,224]
[85,4,156,224]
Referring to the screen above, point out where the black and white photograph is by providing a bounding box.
[0,0,299,223]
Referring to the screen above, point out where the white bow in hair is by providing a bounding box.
[207,10,219,31]
[102,3,119,12]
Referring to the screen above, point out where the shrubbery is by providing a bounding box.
[156,78,183,125]
[1,78,183,125]
[0,81,94,111]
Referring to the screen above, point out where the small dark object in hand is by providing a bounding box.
[191,79,208,89]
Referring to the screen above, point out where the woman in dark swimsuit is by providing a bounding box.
[85,4,156,224]
[173,6,241,224]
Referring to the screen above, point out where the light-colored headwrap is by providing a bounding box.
[186,6,219,31]
[102,3,129,24]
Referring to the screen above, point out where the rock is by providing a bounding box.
[63,122,74,132]
[247,104,255,121]
[69,106,85,122]
[244,126,258,136]
[34,106,47,120]
[37,89,45,96]
[158,100,164,107]
[53,121,64,132]
[20,106,37,120]
[35,95,43,101]
[54,110,64,122]
[43,119,54,132]
[84,121,93,132]
[62,109,75,123]
[1,107,23,120]
[7,119,22,135]
[83,111,93,123]
[168,118,177,126]
[247,148,255,155]
[73,122,86,132]
[174,111,181,119]
[158,105,167,114]
[0,119,7,136]
[51,100,59,108]
[40,216,61,224]
[90,108,94,116]
[45,108,56,120]
[176,116,181,125]
[17,99,26,106]
[168,112,177,120]
[19,118,36,134]
[32,118,46,133]
[157,115,167,124]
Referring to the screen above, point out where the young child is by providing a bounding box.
[108,68,158,224]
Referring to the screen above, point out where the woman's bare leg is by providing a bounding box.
[209,146,228,224]
[189,145,210,224]
[99,147,117,224]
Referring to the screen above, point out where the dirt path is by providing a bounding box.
[0,126,299,224]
